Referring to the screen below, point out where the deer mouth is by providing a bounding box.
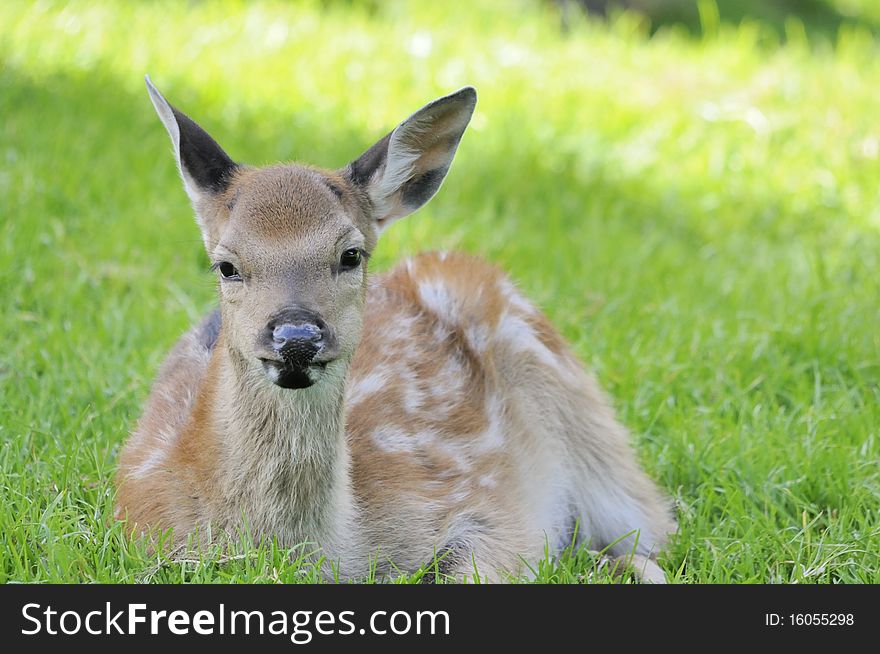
[259,357,330,389]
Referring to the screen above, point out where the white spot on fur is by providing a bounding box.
[432,438,474,472]
[395,363,426,414]
[432,322,449,344]
[418,279,455,321]
[131,445,167,479]
[495,310,571,380]
[466,323,491,354]
[403,384,425,414]
[499,278,537,315]
[435,357,464,389]
[371,426,445,454]
[474,395,505,453]
[347,370,388,407]
[371,426,415,453]
[386,314,419,344]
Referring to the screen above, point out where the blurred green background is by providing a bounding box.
[1,0,878,582]
[563,0,880,39]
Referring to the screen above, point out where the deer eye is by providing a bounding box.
[339,248,362,271]
[216,261,241,281]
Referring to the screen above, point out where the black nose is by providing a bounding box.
[268,310,326,369]
[273,322,321,365]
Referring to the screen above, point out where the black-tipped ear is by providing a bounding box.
[344,86,477,232]
[145,76,237,202]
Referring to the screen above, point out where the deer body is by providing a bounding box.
[116,80,675,581]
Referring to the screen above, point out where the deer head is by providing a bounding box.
[146,77,476,389]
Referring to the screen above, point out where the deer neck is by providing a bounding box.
[210,341,358,562]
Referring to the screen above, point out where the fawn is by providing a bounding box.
[115,78,675,582]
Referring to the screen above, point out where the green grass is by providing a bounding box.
[1,0,878,583]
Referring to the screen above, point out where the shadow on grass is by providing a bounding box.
[0,60,762,302]
[3,61,875,309]
[559,0,879,42]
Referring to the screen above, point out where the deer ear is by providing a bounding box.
[145,76,238,205]
[345,87,476,231]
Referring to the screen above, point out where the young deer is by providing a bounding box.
[116,77,675,582]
